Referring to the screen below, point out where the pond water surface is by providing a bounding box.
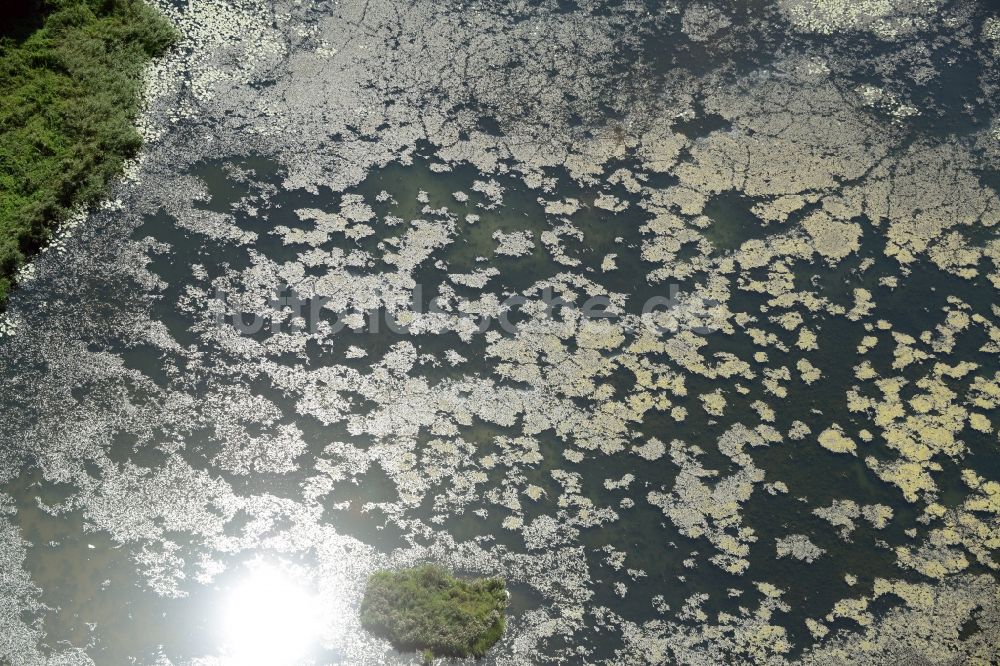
[1,0,1000,664]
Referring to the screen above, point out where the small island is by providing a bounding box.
[360,564,507,662]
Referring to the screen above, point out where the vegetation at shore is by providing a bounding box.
[0,0,176,304]
[360,564,507,661]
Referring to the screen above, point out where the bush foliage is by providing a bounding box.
[0,0,176,303]
[360,564,508,659]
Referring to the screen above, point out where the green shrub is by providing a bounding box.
[360,564,508,660]
[0,0,177,305]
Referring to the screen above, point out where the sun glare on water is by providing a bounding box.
[221,559,324,665]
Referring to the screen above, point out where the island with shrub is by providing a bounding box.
[360,564,508,662]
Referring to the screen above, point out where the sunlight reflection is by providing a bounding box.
[220,559,323,666]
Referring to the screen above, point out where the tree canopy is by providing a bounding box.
[0,0,176,303]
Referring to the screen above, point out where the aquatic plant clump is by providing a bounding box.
[360,565,507,659]
[0,0,176,304]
